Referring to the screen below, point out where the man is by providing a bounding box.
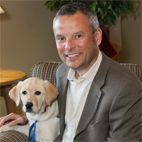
[0,2,141,142]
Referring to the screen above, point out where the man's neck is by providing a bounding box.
[75,71,79,80]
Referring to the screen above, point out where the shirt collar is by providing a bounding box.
[67,51,102,83]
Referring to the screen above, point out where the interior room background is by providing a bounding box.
[0,1,142,116]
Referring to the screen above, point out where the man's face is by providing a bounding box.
[53,12,102,75]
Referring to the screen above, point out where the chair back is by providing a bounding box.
[30,62,142,85]
[121,63,142,81]
[30,61,61,85]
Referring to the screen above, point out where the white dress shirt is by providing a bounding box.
[62,51,102,142]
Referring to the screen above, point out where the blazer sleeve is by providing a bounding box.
[107,79,142,142]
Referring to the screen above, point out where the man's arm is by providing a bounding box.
[108,80,142,141]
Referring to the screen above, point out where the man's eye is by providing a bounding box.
[35,91,41,95]
[57,37,65,42]
[75,34,83,39]
[22,91,27,95]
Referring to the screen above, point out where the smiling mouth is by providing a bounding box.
[67,53,80,58]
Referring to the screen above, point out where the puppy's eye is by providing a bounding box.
[22,91,27,95]
[35,91,41,95]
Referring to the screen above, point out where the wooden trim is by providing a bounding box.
[109,40,122,60]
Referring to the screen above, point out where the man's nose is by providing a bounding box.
[65,39,75,50]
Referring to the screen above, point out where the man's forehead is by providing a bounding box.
[54,12,88,25]
[53,12,89,31]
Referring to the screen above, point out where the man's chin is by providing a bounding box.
[67,64,79,70]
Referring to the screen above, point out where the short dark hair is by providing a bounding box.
[53,2,99,31]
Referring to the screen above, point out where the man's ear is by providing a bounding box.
[9,81,23,106]
[43,80,59,106]
[94,28,102,47]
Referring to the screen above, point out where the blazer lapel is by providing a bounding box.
[75,82,102,136]
[57,65,69,136]
[75,53,110,136]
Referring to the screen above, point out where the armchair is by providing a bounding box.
[0,61,141,141]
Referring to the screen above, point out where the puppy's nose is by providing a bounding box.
[25,102,33,109]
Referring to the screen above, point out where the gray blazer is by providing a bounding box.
[54,53,142,142]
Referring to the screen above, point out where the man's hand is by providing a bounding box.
[0,113,27,127]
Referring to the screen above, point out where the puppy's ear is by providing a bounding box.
[9,81,23,106]
[43,80,59,106]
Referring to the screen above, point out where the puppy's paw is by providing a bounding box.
[0,124,11,133]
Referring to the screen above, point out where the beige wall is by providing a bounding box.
[120,1,142,65]
[1,1,61,77]
[109,1,142,65]
[0,1,61,116]
[0,1,141,116]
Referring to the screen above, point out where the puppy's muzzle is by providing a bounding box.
[25,102,33,112]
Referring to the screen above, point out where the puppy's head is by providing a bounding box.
[9,77,58,114]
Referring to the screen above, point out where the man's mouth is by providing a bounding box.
[67,53,80,58]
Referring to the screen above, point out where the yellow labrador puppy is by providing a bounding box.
[0,77,60,142]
